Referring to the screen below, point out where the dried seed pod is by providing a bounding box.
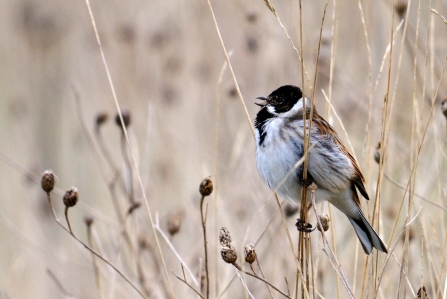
[221,243,237,264]
[441,98,447,118]
[283,202,299,218]
[167,212,182,236]
[219,227,232,245]
[199,177,213,197]
[374,142,381,164]
[41,170,55,193]
[95,112,108,127]
[84,215,94,227]
[244,244,257,264]
[317,214,330,232]
[128,201,141,214]
[63,187,78,208]
[308,182,318,192]
[115,110,131,129]
[138,235,149,250]
[394,1,407,19]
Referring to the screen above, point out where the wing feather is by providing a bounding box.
[312,113,369,200]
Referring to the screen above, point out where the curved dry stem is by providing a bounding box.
[46,192,147,299]
[200,195,210,299]
[205,0,254,138]
[233,263,291,299]
[154,214,199,287]
[309,187,356,299]
[83,1,175,297]
[86,223,105,299]
[64,207,73,235]
[173,265,205,299]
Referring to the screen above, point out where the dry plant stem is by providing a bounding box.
[205,0,254,138]
[213,58,227,297]
[72,87,130,229]
[309,188,356,299]
[255,259,274,299]
[72,85,110,180]
[64,207,73,235]
[373,0,397,232]
[220,203,281,298]
[200,195,210,299]
[235,270,255,299]
[45,192,147,299]
[47,269,72,297]
[154,214,199,286]
[392,253,416,297]
[262,0,311,89]
[375,212,423,298]
[358,0,374,167]
[232,263,291,299]
[436,229,447,297]
[173,265,205,299]
[83,2,174,296]
[382,57,447,266]
[384,172,447,212]
[120,134,134,204]
[273,193,310,299]
[324,0,341,119]
[86,223,104,299]
[311,0,330,101]
[297,0,313,295]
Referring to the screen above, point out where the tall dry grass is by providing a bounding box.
[0,0,447,298]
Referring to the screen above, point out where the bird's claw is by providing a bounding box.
[298,177,314,187]
[295,218,316,233]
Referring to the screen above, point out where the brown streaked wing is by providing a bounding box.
[312,114,369,200]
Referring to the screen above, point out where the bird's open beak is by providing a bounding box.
[255,96,268,107]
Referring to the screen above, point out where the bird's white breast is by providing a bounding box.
[255,117,304,202]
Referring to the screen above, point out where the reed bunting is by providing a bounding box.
[254,85,387,254]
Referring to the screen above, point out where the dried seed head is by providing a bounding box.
[128,201,141,214]
[95,112,108,128]
[374,142,381,164]
[199,177,213,197]
[417,286,428,299]
[167,212,182,236]
[115,110,131,129]
[219,227,232,245]
[394,1,407,18]
[246,12,257,24]
[228,87,237,98]
[244,244,257,264]
[317,214,330,232]
[441,98,447,118]
[41,170,55,193]
[138,235,149,249]
[84,215,94,227]
[63,187,78,208]
[308,182,318,192]
[283,202,299,218]
[221,243,238,264]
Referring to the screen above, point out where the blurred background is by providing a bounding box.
[1,0,447,298]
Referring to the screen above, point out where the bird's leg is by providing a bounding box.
[297,168,314,187]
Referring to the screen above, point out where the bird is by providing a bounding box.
[254,85,388,254]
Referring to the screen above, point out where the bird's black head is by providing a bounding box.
[254,85,303,145]
[256,85,303,114]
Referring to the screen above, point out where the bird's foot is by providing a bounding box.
[297,173,314,187]
[295,218,316,233]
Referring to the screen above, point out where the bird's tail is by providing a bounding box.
[348,206,388,254]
